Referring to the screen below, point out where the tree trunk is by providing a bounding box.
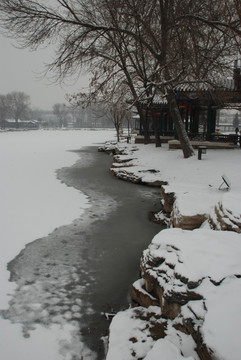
[151,109,161,147]
[116,126,120,142]
[142,113,151,144]
[167,91,194,158]
[136,102,150,144]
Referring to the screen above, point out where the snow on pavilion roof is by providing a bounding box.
[140,77,237,106]
[175,77,235,92]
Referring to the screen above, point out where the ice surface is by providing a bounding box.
[0,129,114,360]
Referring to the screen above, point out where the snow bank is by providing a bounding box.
[144,339,194,360]
[110,143,241,220]
[199,277,241,360]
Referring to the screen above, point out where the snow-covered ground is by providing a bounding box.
[111,142,241,219]
[106,141,241,360]
[0,129,114,360]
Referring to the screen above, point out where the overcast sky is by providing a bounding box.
[0,33,89,111]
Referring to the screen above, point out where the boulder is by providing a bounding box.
[209,202,241,233]
[161,187,175,213]
[131,279,159,307]
[135,228,241,360]
[109,168,142,183]
[172,210,207,230]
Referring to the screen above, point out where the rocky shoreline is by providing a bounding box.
[99,141,241,360]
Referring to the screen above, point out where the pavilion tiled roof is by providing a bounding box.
[140,77,237,105]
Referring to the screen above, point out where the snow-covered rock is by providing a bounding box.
[136,228,241,359]
[106,142,241,360]
[107,228,241,360]
[106,306,198,360]
[144,339,194,360]
[106,143,241,230]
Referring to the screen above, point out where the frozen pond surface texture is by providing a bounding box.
[1,140,163,359]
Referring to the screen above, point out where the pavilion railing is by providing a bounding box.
[209,133,240,146]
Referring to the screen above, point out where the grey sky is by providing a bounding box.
[0,34,89,111]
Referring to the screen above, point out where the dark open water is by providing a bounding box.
[3,146,164,359]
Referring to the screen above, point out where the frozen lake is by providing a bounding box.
[0,130,162,359]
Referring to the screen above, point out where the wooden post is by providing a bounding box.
[206,105,212,140]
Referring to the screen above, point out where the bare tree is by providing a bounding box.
[0,0,237,156]
[107,101,130,142]
[6,91,31,127]
[174,0,241,54]
[69,84,131,140]
[107,0,236,157]
[53,103,69,127]
[0,94,8,128]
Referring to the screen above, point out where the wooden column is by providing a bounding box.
[206,105,212,140]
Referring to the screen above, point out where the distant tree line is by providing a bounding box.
[68,95,132,139]
[0,93,118,130]
[52,102,116,129]
[33,102,119,129]
[0,91,31,128]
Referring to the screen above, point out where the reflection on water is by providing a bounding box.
[2,147,163,359]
